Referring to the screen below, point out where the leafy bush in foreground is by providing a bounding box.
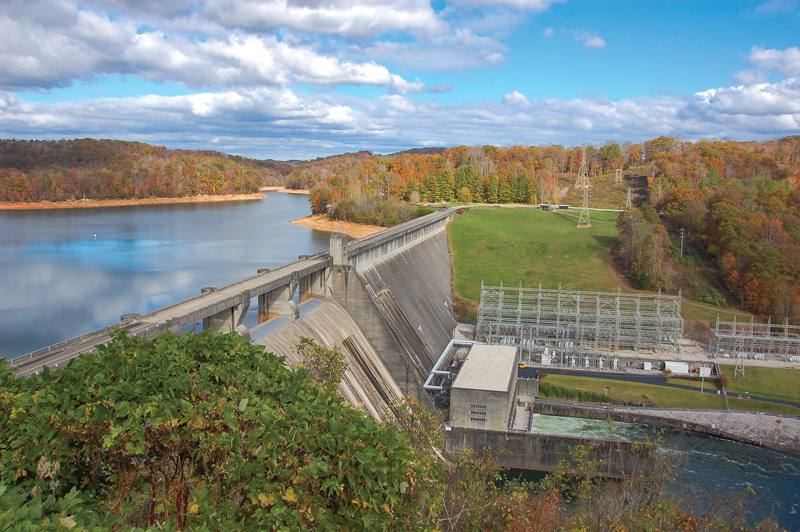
[0,330,420,531]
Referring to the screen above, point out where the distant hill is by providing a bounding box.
[0,138,292,202]
[384,147,447,157]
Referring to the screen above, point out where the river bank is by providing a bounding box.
[290,214,385,239]
[0,193,266,210]
[260,186,310,194]
[533,399,800,456]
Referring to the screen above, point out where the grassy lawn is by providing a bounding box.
[679,300,752,322]
[718,364,800,403]
[447,208,622,321]
[541,374,800,416]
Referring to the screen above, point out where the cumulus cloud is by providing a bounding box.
[571,30,605,49]
[350,29,508,71]
[449,0,563,9]
[746,46,800,78]
[503,91,531,106]
[733,70,767,85]
[201,0,446,38]
[542,27,554,38]
[0,1,437,92]
[3,79,798,160]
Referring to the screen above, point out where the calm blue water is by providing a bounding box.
[0,193,329,359]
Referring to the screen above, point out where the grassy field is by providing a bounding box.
[541,374,800,416]
[718,364,800,402]
[447,207,749,326]
[447,208,622,321]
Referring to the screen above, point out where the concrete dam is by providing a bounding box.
[10,209,459,416]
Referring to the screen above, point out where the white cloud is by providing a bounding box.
[0,1,435,92]
[542,27,554,38]
[733,70,767,85]
[571,30,605,49]
[503,91,531,106]
[3,79,798,160]
[350,29,509,71]
[747,46,800,78]
[201,0,446,38]
[448,0,563,9]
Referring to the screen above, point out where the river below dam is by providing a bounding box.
[0,194,797,529]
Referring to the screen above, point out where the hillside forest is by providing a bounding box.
[0,138,289,201]
[3,136,800,323]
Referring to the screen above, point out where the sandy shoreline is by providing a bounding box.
[0,193,267,210]
[260,186,310,195]
[289,215,385,239]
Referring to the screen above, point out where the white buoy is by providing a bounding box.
[94,233,97,240]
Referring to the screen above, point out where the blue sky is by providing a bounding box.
[1,0,799,159]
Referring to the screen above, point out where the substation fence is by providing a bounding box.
[476,282,684,361]
[710,317,800,362]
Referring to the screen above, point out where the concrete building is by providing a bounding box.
[449,344,518,431]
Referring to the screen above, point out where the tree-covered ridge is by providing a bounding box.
[0,139,290,202]
[299,138,797,220]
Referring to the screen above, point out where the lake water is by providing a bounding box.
[0,192,329,360]
[1,195,797,530]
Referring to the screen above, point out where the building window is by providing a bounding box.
[470,404,486,423]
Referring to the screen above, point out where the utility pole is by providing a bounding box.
[680,228,685,258]
[576,149,591,228]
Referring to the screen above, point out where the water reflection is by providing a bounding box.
[0,193,329,359]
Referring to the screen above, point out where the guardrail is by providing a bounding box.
[7,319,138,369]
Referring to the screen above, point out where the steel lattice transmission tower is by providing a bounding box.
[625,187,632,208]
[576,149,592,228]
[615,168,623,185]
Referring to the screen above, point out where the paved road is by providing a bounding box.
[520,367,800,410]
[11,254,328,377]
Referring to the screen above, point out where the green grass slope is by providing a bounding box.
[447,208,623,321]
[718,364,800,402]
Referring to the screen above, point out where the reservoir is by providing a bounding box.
[0,193,797,529]
[0,192,328,360]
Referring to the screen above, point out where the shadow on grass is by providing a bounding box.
[591,234,618,248]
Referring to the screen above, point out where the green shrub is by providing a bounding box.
[538,381,614,404]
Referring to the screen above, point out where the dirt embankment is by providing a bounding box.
[260,186,310,195]
[0,193,266,210]
[289,215,385,239]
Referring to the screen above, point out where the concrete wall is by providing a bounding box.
[329,214,458,402]
[450,388,512,431]
[255,299,404,424]
[444,426,638,477]
[358,231,457,371]
[517,377,539,399]
[330,264,425,399]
